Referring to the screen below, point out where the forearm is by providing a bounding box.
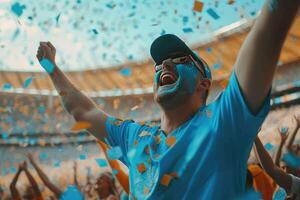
[287,125,300,151]
[235,0,300,113]
[275,141,285,167]
[24,168,42,196]
[31,160,62,197]
[50,65,97,120]
[254,137,276,175]
[10,170,22,200]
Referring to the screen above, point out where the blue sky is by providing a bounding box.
[0,0,263,71]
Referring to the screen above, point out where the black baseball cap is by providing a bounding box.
[150,34,211,79]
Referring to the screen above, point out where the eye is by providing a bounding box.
[172,56,189,64]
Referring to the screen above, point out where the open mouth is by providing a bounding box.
[159,72,178,86]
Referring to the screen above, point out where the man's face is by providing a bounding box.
[153,56,201,109]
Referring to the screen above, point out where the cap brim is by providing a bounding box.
[150,34,194,65]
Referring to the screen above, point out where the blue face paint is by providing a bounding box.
[154,62,200,109]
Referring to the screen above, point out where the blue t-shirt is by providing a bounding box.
[105,72,270,200]
[59,185,84,200]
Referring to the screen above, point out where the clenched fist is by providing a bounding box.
[36,41,56,74]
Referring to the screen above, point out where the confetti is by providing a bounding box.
[119,68,132,76]
[160,174,173,186]
[2,83,12,90]
[55,13,61,24]
[165,136,176,147]
[71,121,92,131]
[95,158,108,167]
[79,154,87,160]
[54,160,61,168]
[39,58,55,74]
[193,1,204,12]
[23,76,33,89]
[264,143,273,151]
[207,8,220,20]
[107,146,123,160]
[39,153,48,161]
[137,163,147,173]
[11,2,26,17]
[144,186,150,195]
[182,28,193,33]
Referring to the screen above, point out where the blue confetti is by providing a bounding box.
[119,68,132,76]
[10,167,17,174]
[92,29,98,35]
[38,105,46,113]
[54,160,61,168]
[106,2,116,9]
[39,153,48,161]
[264,143,273,151]
[182,28,193,33]
[107,146,123,160]
[3,83,12,90]
[39,58,55,74]
[95,158,108,167]
[1,132,9,139]
[206,47,212,53]
[282,152,300,168]
[55,13,61,24]
[281,127,288,134]
[207,8,220,20]
[212,63,221,70]
[23,76,33,89]
[79,154,87,160]
[11,2,26,17]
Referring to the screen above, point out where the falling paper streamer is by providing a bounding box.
[71,121,92,131]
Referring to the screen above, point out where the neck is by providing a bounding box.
[160,97,204,134]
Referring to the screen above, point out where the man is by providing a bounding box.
[36,0,300,199]
[254,136,300,199]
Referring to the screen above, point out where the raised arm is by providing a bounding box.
[36,42,108,140]
[22,161,43,199]
[73,161,80,189]
[286,115,300,152]
[254,137,292,191]
[27,154,62,198]
[275,128,289,167]
[235,0,300,114]
[10,164,23,200]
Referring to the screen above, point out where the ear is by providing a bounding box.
[196,78,211,92]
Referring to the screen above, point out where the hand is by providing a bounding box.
[36,41,56,73]
[277,127,289,142]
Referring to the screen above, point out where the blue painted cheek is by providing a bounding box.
[176,64,199,94]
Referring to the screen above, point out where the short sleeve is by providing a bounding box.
[290,174,300,195]
[217,71,271,146]
[105,116,143,166]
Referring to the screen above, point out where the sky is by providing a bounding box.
[0,0,264,72]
